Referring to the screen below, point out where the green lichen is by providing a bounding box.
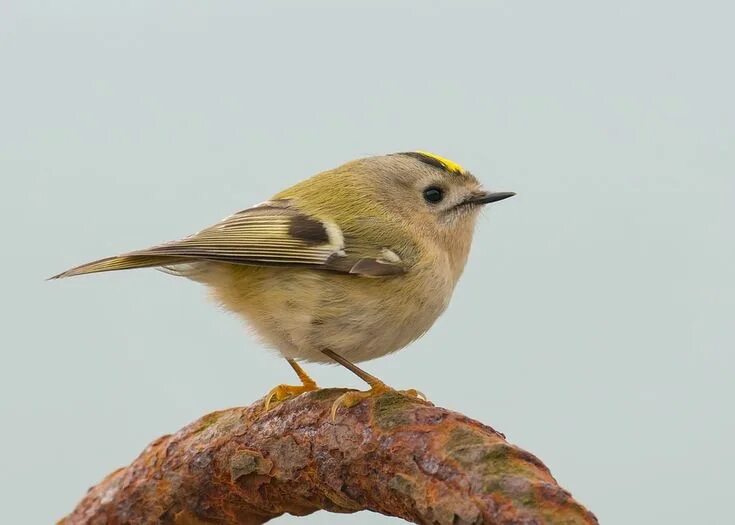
[373,391,415,429]
[446,427,485,456]
[388,474,415,495]
[474,444,542,485]
[230,451,266,481]
[193,411,223,434]
[477,476,539,517]
[309,388,349,401]
[446,426,544,501]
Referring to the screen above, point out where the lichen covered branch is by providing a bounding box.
[60,390,597,524]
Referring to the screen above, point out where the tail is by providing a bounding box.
[49,254,192,280]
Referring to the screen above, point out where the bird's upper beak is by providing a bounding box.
[465,191,516,205]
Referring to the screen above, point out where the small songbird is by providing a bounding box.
[52,152,514,414]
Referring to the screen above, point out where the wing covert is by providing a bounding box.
[130,201,343,267]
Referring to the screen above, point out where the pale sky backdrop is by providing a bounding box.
[2,2,733,524]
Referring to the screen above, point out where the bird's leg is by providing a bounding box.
[263,359,320,410]
[321,349,426,419]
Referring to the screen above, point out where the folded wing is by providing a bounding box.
[51,200,406,279]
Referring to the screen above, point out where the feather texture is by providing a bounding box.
[50,200,406,279]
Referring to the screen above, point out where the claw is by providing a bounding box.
[263,383,318,411]
[402,388,426,401]
[330,382,427,420]
[263,359,320,411]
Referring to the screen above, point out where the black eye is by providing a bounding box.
[423,186,444,204]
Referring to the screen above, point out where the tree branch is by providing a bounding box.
[59,389,597,524]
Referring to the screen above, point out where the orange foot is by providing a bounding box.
[263,358,320,411]
[330,381,426,420]
[264,382,319,411]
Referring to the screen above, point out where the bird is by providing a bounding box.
[51,151,515,415]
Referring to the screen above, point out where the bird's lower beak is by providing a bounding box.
[466,191,516,205]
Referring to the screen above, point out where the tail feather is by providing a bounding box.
[49,254,191,280]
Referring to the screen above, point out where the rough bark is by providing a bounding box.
[59,389,598,525]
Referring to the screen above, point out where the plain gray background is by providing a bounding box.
[2,2,733,524]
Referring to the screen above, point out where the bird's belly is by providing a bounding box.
[206,264,453,364]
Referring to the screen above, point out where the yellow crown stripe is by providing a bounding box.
[414,151,466,175]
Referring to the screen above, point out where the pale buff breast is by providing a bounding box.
[201,261,456,364]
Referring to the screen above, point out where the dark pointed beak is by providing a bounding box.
[467,191,516,205]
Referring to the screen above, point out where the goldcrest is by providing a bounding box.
[52,152,514,411]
